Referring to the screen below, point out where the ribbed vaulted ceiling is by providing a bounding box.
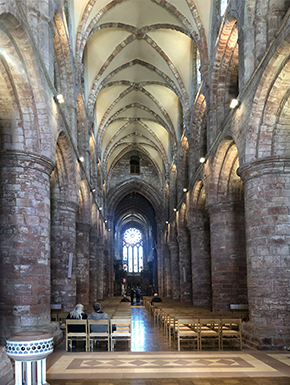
[72,0,211,228]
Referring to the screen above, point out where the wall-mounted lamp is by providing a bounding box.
[105,220,107,223]
[108,229,111,232]
[79,156,85,163]
[166,221,169,224]
[99,207,102,211]
[230,98,240,109]
[90,188,96,193]
[55,94,64,104]
[183,188,188,193]
[173,208,177,212]
[199,157,206,164]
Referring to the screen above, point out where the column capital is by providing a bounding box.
[238,156,290,182]
[206,201,244,215]
[0,150,54,175]
[51,199,79,213]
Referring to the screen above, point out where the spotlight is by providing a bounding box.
[183,188,188,193]
[79,156,85,163]
[173,208,177,212]
[99,207,102,211]
[91,188,96,193]
[55,94,64,104]
[230,98,239,109]
[166,221,169,224]
[199,157,206,164]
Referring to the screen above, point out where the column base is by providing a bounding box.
[242,321,290,350]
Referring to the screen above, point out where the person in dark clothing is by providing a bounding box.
[135,287,141,303]
[130,288,135,305]
[151,293,162,305]
[66,303,87,332]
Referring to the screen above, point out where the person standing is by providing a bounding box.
[135,286,141,304]
[130,287,135,305]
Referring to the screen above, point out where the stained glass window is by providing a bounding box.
[123,228,143,273]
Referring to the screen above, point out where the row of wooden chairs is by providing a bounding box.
[66,318,132,352]
[143,297,244,351]
[176,317,242,351]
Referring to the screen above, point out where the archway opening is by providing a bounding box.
[113,192,157,296]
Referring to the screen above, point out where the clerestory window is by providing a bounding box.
[130,156,140,174]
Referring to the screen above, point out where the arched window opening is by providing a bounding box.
[123,228,143,273]
[220,0,229,16]
[130,156,140,175]
[196,49,201,88]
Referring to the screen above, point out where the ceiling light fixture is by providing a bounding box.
[230,98,239,109]
[55,94,64,104]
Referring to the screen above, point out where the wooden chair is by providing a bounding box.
[221,318,242,350]
[110,318,131,351]
[177,318,199,351]
[199,318,220,350]
[58,312,69,332]
[87,319,110,351]
[65,319,88,351]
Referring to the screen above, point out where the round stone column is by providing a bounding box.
[89,238,104,302]
[50,200,78,312]
[168,222,180,300]
[163,230,172,297]
[239,158,290,348]
[76,222,91,305]
[188,213,212,308]
[207,201,247,312]
[177,230,192,302]
[0,152,53,344]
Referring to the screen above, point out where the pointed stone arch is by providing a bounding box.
[0,13,52,156]
[209,17,239,145]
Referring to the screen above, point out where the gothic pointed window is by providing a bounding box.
[123,228,143,273]
[130,156,140,175]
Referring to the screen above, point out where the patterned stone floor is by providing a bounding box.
[46,306,290,384]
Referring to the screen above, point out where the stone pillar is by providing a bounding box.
[156,221,164,296]
[239,159,290,348]
[188,212,212,308]
[168,222,180,300]
[51,200,77,312]
[89,238,105,302]
[106,218,114,297]
[177,228,192,302]
[0,152,53,344]
[163,230,172,297]
[207,201,247,312]
[76,222,91,305]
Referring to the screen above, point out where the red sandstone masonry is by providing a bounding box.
[0,153,53,343]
